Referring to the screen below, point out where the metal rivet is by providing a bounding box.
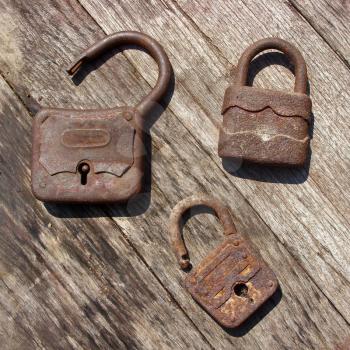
[125,111,133,121]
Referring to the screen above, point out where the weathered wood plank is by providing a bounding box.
[170,0,350,222]
[290,0,350,66]
[0,4,213,350]
[0,0,150,112]
[0,0,349,349]
[0,75,212,350]
[78,0,350,324]
[86,0,350,223]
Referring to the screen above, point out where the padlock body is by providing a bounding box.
[218,86,311,166]
[184,234,278,328]
[31,107,145,203]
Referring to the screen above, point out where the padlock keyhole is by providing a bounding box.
[234,283,249,298]
[78,163,90,185]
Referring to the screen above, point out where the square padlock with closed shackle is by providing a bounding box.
[218,38,312,167]
[169,195,278,328]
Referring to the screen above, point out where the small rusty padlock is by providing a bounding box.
[31,31,171,203]
[218,38,311,166]
[169,195,278,328]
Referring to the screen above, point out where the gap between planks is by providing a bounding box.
[169,0,350,227]
[75,0,350,325]
[101,210,216,349]
[0,70,215,349]
[1,0,347,327]
[288,0,350,70]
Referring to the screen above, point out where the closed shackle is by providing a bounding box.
[67,31,172,116]
[169,195,237,270]
[234,37,308,94]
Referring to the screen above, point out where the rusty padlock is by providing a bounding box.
[31,31,171,203]
[218,38,311,166]
[169,195,278,328]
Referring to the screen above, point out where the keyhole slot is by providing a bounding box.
[78,163,90,185]
[234,283,249,298]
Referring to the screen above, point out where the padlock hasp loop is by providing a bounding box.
[234,37,308,94]
[169,195,237,270]
[67,31,172,116]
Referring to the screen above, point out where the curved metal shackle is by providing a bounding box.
[234,37,308,94]
[66,31,172,116]
[169,195,237,270]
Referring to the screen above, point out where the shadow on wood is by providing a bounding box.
[223,286,282,337]
[45,46,175,218]
[176,205,282,334]
[222,51,314,184]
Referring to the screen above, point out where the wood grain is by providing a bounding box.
[0,0,349,349]
[78,0,350,322]
[0,69,214,350]
[290,0,350,66]
[0,2,212,350]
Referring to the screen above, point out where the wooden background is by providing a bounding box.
[0,0,349,349]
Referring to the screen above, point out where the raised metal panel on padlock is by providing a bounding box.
[31,31,171,203]
[169,195,278,328]
[218,38,312,167]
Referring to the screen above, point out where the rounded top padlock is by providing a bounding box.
[66,31,172,116]
[219,37,312,166]
[169,195,237,270]
[234,37,308,94]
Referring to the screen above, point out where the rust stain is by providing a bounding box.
[169,195,278,328]
[335,337,350,350]
[31,31,171,203]
[218,37,311,167]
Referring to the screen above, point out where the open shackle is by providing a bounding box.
[67,31,172,116]
[169,195,237,270]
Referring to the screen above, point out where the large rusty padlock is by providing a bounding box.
[218,38,311,166]
[169,195,278,328]
[31,31,171,203]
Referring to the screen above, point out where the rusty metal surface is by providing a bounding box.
[218,37,311,167]
[39,110,135,176]
[169,195,278,328]
[31,31,172,203]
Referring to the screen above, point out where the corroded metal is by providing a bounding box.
[218,37,311,166]
[169,195,278,328]
[31,31,171,203]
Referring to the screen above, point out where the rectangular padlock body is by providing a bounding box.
[31,107,145,203]
[218,86,312,166]
[184,234,278,328]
